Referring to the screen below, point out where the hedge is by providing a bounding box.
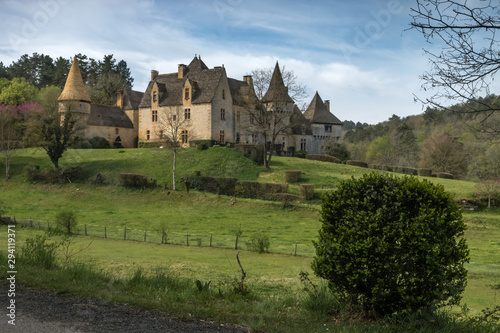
[24,165,85,184]
[436,172,454,179]
[306,154,341,163]
[418,168,433,177]
[235,181,288,199]
[346,160,368,168]
[300,184,315,200]
[118,173,156,189]
[284,170,302,183]
[187,176,238,195]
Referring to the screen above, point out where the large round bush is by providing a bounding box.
[312,173,469,316]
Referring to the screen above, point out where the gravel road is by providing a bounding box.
[0,283,253,332]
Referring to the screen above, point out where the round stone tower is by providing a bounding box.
[58,57,91,135]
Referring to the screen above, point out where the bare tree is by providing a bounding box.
[410,0,500,136]
[249,65,309,109]
[475,179,500,209]
[156,106,188,190]
[0,108,21,180]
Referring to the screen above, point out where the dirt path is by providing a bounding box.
[0,283,252,332]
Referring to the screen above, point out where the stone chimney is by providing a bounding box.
[117,89,124,109]
[243,75,253,86]
[324,100,330,111]
[151,70,158,81]
[178,64,187,79]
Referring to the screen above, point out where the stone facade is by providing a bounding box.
[59,55,342,154]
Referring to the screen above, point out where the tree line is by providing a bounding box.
[325,95,500,183]
[0,53,133,105]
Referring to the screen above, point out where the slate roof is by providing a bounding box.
[290,105,313,135]
[228,78,258,106]
[58,58,91,102]
[120,89,144,110]
[303,92,342,125]
[87,104,134,128]
[139,56,224,108]
[262,62,294,104]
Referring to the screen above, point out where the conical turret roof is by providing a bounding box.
[303,92,341,124]
[58,57,91,102]
[262,61,294,104]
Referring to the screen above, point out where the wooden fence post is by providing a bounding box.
[124,227,127,240]
[294,241,298,256]
[210,233,212,247]
[85,224,87,236]
[30,217,33,227]
[186,232,189,246]
[105,226,107,238]
[144,230,146,242]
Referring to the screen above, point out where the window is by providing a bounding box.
[153,91,157,103]
[282,136,286,149]
[236,111,240,122]
[184,108,190,120]
[146,130,150,141]
[184,88,190,100]
[220,130,225,144]
[221,108,225,120]
[152,110,158,122]
[222,89,226,99]
[300,139,306,151]
[159,130,164,139]
[325,125,332,133]
[181,130,188,144]
[115,128,119,135]
[236,132,240,143]
[251,134,257,144]
[172,114,177,121]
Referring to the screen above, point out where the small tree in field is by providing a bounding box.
[312,173,469,317]
[55,210,78,234]
[156,106,188,190]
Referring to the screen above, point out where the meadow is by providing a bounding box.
[0,147,498,332]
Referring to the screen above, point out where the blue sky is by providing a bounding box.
[0,0,435,124]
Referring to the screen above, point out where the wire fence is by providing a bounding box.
[9,217,306,257]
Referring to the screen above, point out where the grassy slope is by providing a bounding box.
[0,147,498,316]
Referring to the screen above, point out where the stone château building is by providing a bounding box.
[58,57,143,148]
[58,55,342,154]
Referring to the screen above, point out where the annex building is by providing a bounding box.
[58,55,342,154]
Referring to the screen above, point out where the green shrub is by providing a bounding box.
[247,232,270,253]
[21,235,59,269]
[284,170,302,183]
[346,160,368,168]
[312,173,469,317]
[192,139,216,147]
[89,136,111,149]
[55,210,78,234]
[197,142,208,150]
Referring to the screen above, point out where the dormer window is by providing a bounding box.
[325,125,332,133]
[184,88,190,100]
[153,91,157,103]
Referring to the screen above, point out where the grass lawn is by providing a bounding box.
[0,147,498,321]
